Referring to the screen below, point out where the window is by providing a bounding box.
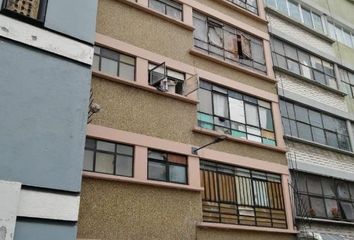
[226,0,258,15]
[339,67,354,98]
[92,46,136,81]
[84,138,134,177]
[193,12,266,73]
[280,100,351,151]
[148,150,188,184]
[148,0,182,20]
[1,0,47,23]
[197,80,276,146]
[265,0,324,34]
[292,171,354,222]
[328,21,354,48]
[271,38,337,89]
[201,160,287,228]
[148,63,185,94]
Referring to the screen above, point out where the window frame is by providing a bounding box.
[280,99,351,151]
[271,38,337,89]
[197,80,276,146]
[84,138,135,177]
[192,11,267,74]
[226,0,259,15]
[1,0,48,25]
[339,67,354,98]
[328,20,354,48]
[148,0,183,21]
[93,46,136,81]
[200,160,287,229]
[147,149,188,185]
[292,171,354,222]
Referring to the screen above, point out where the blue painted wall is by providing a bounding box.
[14,219,77,240]
[0,39,90,192]
[45,0,98,43]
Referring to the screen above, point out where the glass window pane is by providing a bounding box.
[343,30,353,47]
[288,1,301,21]
[290,120,298,137]
[198,89,213,114]
[266,0,277,8]
[307,175,323,195]
[259,107,274,131]
[282,118,291,136]
[323,115,336,131]
[83,150,94,171]
[310,197,326,218]
[116,155,133,177]
[298,51,311,66]
[325,199,339,219]
[338,135,351,151]
[85,138,96,149]
[335,25,343,42]
[294,105,309,123]
[148,161,167,181]
[194,17,208,42]
[302,8,313,28]
[276,0,288,14]
[321,178,335,197]
[296,194,310,216]
[313,70,326,85]
[312,127,326,145]
[301,65,313,79]
[287,59,300,75]
[274,54,287,69]
[120,54,135,65]
[166,6,182,20]
[327,21,336,39]
[325,131,338,148]
[293,172,307,192]
[101,48,119,60]
[97,141,115,152]
[119,63,135,81]
[309,110,322,127]
[312,13,323,33]
[297,122,312,141]
[101,58,118,76]
[323,61,334,76]
[95,152,114,174]
[229,97,245,124]
[245,103,259,126]
[349,183,354,200]
[310,56,323,71]
[340,202,354,220]
[213,93,229,118]
[148,150,166,161]
[169,165,187,183]
[272,38,285,55]
[284,44,298,60]
[116,144,133,156]
[149,0,165,13]
[337,181,350,199]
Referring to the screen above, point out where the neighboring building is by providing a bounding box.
[77,0,297,240]
[264,0,354,239]
[0,0,97,239]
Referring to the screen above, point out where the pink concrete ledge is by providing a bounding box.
[197,222,298,234]
[82,171,204,192]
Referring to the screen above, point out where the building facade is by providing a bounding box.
[0,0,97,239]
[77,0,297,239]
[264,0,354,239]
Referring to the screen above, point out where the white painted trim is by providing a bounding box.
[17,189,80,221]
[0,180,21,240]
[0,15,93,65]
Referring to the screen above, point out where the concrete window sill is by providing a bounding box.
[92,70,199,105]
[82,171,203,192]
[189,48,276,83]
[193,126,287,153]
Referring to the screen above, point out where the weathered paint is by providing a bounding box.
[0,181,21,240]
[0,38,90,192]
[45,0,98,44]
[0,15,93,65]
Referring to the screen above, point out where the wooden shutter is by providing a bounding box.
[5,0,41,19]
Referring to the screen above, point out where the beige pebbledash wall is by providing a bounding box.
[95,0,277,94]
[77,178,202,240]
[91,77,287,165]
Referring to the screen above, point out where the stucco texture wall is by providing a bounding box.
[197,228,295,240]
[96,0,277,93]
[77,178,202,240]
[91,77,287,165]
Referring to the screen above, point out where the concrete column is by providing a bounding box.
[183,4,193,26]
[134,146,148,181]
[188,156,201,188]
[136,57,149,85]
[272,102,286,149]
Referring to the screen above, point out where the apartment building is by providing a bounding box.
[264,0,354,239]
[0,0,97,239]
[77,0,297,239]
